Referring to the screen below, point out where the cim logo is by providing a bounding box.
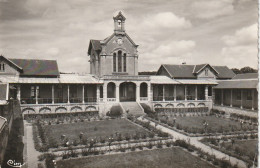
[7,160,25,168]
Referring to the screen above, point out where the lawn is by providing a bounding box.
[56,147,215,168]
[160,115,256,133]
[44,119,149,142]
[221,140,258,161]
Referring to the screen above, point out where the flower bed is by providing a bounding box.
[200,136,258,167]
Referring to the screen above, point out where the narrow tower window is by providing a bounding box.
[113,53,116,72]
[118,50,122,72]
[123,53,126,72]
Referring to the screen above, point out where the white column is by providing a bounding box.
[116,83,120,102]
[136,83,140,102]
[82,85,85,103]
[221,89,223,106]
[252,89,254,110]
[147,83,151,101]
[150,85,153,101]
[103,83,107,102]
[240,90,243,109]
[230,89,233,107]
[195,85,198,101]
[162,85,165,101]
[67,85,70,104]
[184,85,187,101]
[17,85,21,101]
[174,85,177,101]
[36,86,39,104]
[205,85,208,100]
[96,85,100,103]
[52,85,54,104]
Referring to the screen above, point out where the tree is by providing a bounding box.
[240,66,257,73]
[231,68,241,74]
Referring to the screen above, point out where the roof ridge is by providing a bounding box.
[10,58,57,61]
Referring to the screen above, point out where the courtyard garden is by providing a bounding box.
[201,136,258,167]
[146,112,257,136]
[56,147,215,168]
[33,116,171,152]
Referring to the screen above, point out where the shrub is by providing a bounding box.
[148,132,155,139]
[81,149,89,156]
[45,153,56,168]
[48,138,58,148]
[156,142,162,148]
[147,141,153,149]
[107,105,123,117]
[138,145,143,150]
[131,146,136,151]
[140,103,155,115]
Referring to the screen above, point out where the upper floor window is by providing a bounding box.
[118,50,122,72]
[123,53,126,72]
[113,53,116,72]
[0,63,5,72]
[205,69,208,76]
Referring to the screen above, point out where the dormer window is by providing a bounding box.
[0,63,5,72]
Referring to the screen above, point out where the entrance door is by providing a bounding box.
[119,82,136,102]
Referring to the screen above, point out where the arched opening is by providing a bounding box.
[107,82,116,98]
[120,82,136,102]
[140,82,148,97]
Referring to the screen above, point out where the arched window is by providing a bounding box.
[113,53,116,72]
[118,50,122,72]
[123,53,126,72]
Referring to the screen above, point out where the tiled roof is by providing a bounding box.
[150,76,179,84]
[193,64,207,73]
[10,59,59,77]
[213,66,235,79]
[159,64,235,79]
[15,74,103,84]
[59,74,103,84]
[215,79,258,89]
[0,116,7,133]
[88,40,101,55]
[162,64,196,79]
[232,73,258,79]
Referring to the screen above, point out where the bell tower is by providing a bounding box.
[113,11,126,34]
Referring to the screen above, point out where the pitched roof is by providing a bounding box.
[212,66,235,79]
[113,11,126,21]
[88,40,102,55]
[232,73,258,79]
[161,64,196,79]
[193,64,207,73]
[10,59,59,77]
[159,64,235,79]
[215,79,258,89]
[0,116,7,133]
[0,55,23,71]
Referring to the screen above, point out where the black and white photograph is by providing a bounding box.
[0,0,258,168]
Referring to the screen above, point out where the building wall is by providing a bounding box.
[197,67,216,79]
[214,88,258,110]
[100,35,138,76]
[157,66,171,78]
[0,60,19,75]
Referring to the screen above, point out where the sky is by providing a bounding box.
[0,0,258,73]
